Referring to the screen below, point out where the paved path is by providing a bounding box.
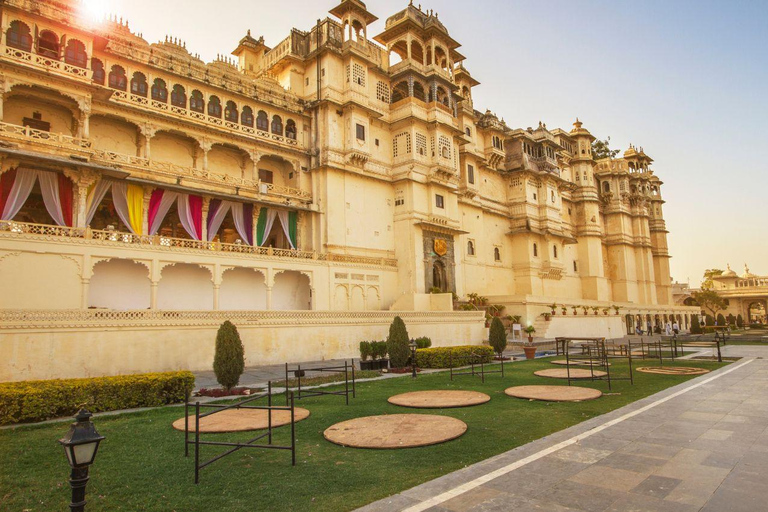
[358,346,768,512]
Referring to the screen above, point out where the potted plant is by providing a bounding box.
[375,341,389,370]
[549,303,558,315]
[612,305,621,315]
[561,305,568,315]
[541,312,552,321]
[359,341,375,371]
[582,306,589,315]
[571,305,578,315]
[523,326,537,360]
[602,307,610,315]
[591,306,600,316]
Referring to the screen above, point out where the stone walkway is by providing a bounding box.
[357,345,768,512]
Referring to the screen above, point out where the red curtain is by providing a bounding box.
[0,168,18,217]
[58,173,73,227]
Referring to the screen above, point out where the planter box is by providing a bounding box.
[523,346,537,360]
[376,359,390,370]
[359,360,376,371]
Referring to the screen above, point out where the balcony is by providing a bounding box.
[0,121,311,203]
[109,90,303,150]
[0,45,93,83]
[0,220,398,268]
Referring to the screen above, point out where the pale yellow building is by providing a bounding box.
[0,0,696,381]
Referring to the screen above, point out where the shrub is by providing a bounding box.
[415,346,494,369]
[359,341,372,361]
[727,314,736,325]
[705,314,715,326]
[371,341,388,359]
[716,314,726,326]
[737,314,744,328]
[489,317,507,357]
[213,320,245,391]
[386,316,411,368]
[414,337,432,349]
[0,371,195,425]
[691,317,702,334]
[749,323,767,329]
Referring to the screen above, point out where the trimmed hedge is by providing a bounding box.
[0,371,195,426]
[414,337,432,349]
[415,346,494,369]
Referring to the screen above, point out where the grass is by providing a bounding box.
[0,356,729,512]
[277,370,381,388]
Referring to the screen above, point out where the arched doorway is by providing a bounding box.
[748,301,766,324]
[432,260,447,292]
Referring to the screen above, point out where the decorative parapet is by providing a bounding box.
[0,309,484,330]
[1,45,93,83]
[0,121,92,151]
[0,221,397,268]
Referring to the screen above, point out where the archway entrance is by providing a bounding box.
[748,301,766,324]
[432,261,447,292]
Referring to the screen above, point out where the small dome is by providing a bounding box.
[720,264,737,278]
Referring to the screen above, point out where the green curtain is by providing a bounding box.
[288,211,297,249]
[256,207,268,246]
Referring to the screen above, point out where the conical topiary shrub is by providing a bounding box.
[213,320,245,391]
[489,316,507,358]
[386,316,410,368]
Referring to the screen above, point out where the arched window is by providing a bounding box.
[271,115,283,135]
[130,72,147,97]
[224,101,238,122]
[553,245,558,258]
[170,84,186,107]
[494,247,501,261]
[37,30,60,59]
[207,95,222,118]
[256,110,268,130]
[92,58,105,85]
[241,106,254,127]
[6,21,32,52]
[391,81,409,103]
[603,181,611,193]
[190,90,204,113]
[467,240,475,256]
[64,39,87,67]
[533,243,538,257]
[151,79,168,103]
[285,119,297,140]
[108,65,127,91]
[412,82,426,102]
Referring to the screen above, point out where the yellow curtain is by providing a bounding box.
[126,184,144,235]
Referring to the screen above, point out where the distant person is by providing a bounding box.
[672,320,680,335]
[665,321,673,336]
[635,325,643,336]
[646,320,652,335]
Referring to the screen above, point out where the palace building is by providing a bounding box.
[0,0,697,381]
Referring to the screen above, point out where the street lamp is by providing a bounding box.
[409,339,418,378]
[59,409,105,512]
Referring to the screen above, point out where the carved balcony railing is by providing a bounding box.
[0,121,92,151]
[109,90,302,150]
[0,220,398,268]
[1,45,93,82]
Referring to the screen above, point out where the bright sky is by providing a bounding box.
[80,0,768,285]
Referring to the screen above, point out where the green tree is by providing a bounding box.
[705,314,715,326]
[591,137,620,160]
[701,269,724,290]
[386,316,410,368]
[213,320,245,391]
[488,317,507,358]
[716,313,726,326]
[737,314,744,328]
[692,289,728,321]
[691,316,702,334]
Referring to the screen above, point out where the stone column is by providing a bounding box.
[213,284,220,310]
[139,124,157,159]
[142,185,153,235]
[81,278,90,309]
[201,197,211,242]
[150,281,158,309]
[77,98,91,139]
[198,138,213,172]
[266,286,273,310]
[63,169,99,228]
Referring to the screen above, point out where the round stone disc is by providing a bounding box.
[323,414,467,449]
[551,360,611,367]
[172,407,310,433]
[388,390,490,409]
[505,385,602,402]
[636,367,710,376]
[534,368,608,379]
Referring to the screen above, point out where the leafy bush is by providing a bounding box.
[0,371,195,425]
[489,317,507,357]
[736,314,744,328]
[371,341,388,359]
[386,316,411,368]
[705,314,715,326]
[213,320,245,391]
[415,346,494,369]
[727,314,736,325]
[414,337,432,349]
[359,341,372,361]
[691,317,702,334]
[716,314,726,326]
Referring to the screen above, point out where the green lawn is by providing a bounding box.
[0,357,729,512]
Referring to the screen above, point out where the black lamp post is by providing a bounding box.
[409,339,418,378]
[59,409,105,512]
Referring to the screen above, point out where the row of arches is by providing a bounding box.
[88,260,311,311]
[98,66,298,139]
[390,80,451,107]
[388,39,452,74]
[5,20,88,67]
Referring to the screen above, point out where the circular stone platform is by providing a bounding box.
[505,385,603,402]
[551,360,611,367]
[534,368,607,379]
[387,390,491,409]
[323,414,467,449]
[172,407,310,433]
[636,367,710,376]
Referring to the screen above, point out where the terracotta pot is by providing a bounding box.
[523,346,537,360]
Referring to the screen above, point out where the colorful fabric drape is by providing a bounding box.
[256,207,268,246]
[85,179,112,225]
[288,211,297,249]
[255,207,296,248]
[231,203,254,245]
[0,168,73,226]
[148,189,178,235]
[276,210,296,250]
[177,193,203,240]
[111,182,144,235]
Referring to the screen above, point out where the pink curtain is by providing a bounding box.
[177,194,203,240]
[0,167,37,221]
[148,189,178,235]
[206,199,231,242]
[231,203,254,245]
